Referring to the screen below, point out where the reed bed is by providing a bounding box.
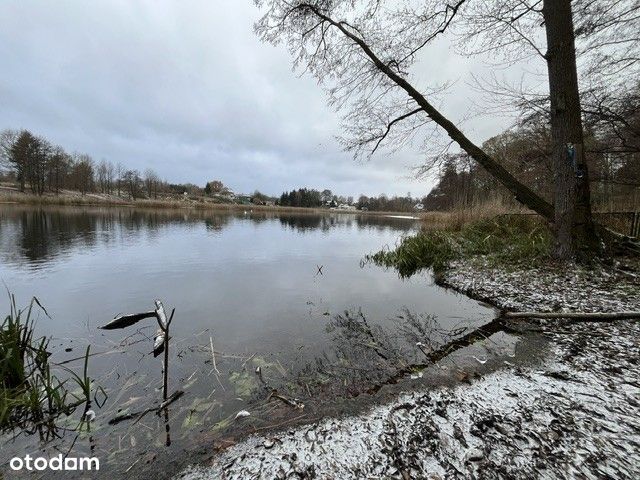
[0,294,97,437]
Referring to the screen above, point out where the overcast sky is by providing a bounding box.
[0,1,527,197]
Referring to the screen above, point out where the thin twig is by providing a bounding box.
[209,336,221,375]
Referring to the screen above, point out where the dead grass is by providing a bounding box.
[0,189,430,217]
[420,199,530,230]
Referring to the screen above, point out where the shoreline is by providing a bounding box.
[0,188,425,219]
[177,257,640,479]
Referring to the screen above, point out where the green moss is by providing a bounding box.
[228,371,257,398]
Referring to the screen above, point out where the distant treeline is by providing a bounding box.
[0,129,429,211]
[0,129,234,200]
[278,188,326,207]
[278,188,427,212]
[356,195,425,212]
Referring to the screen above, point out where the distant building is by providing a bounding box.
[338,204,357,211]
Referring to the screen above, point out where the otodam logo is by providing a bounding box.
[10,454,99,471]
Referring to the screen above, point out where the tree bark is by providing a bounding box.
[543,0,598,259]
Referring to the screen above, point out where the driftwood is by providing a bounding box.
[108,390,184,425]
[268,390,304,410]
[503,311,640,321]
[156,389,184,412]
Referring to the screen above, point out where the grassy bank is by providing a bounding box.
[365,215,551,277]
[0,188,272,211]
[0,188,432,217]
[0,295,96,436]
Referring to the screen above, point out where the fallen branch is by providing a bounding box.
[208,335,225,391]
[364,317,506,396]
[209,336,221,375]
[267,390,305,410]
[108,390,184,425]
[503,311,640,321]
[156,389,184,413]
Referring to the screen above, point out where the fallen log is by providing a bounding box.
[503,311,640,321]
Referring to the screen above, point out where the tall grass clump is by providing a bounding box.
[0,295,96,437]
[366,231,457,276]
[365,215,551,277]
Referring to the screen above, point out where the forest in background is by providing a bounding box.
[0,128,430,212]
[422,86,639,212]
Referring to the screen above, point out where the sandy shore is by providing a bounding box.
[176,258,640,479]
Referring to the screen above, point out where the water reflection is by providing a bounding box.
[0,206,416,269]
[0,205,502,478]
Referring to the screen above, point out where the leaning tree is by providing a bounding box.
[254,0,639,259]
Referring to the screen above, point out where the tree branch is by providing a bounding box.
[290,2,555,221]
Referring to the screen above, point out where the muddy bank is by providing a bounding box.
[177,258,640,479]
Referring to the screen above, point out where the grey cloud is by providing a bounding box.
[0,0,519,197]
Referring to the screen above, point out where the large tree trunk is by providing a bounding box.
[543,0,598,259]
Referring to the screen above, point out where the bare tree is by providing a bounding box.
[0,129,18,172]
[97,160,109,194]
[254,0,637,257]
[542,1,597,256]
[452,0,639,255]
[123,169,141,199]
[47,146,71,194]
[8,130,50,194]
[106,161,115,195]
[144,168,160,199]
[70,154,94,195]
[116,162,124,197]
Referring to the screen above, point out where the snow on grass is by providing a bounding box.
[177,258,640,479]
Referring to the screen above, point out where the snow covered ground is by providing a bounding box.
[177,259,640,479]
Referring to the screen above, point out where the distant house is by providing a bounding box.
[338,204,357,211]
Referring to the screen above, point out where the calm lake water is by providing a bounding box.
[0,205,496,478]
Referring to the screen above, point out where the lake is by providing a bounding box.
[0,205,497,478]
